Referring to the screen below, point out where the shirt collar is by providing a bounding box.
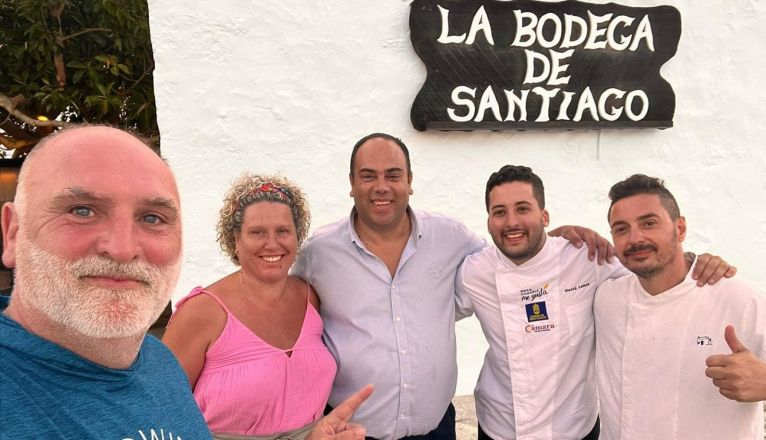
[633,256,698,303]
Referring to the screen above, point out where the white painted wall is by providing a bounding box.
[149,0,766,395]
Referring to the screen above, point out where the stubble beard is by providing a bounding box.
[624,231,679,281]
[629,252,679,280]
[13,234,180,339]
[494,221,547,265]
[630,262,663,279]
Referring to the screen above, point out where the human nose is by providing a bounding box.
[263,232,279,249]
[504,211,520,228]
[95,215,141,262]
[627,226,645,244]
[372,176,390,193]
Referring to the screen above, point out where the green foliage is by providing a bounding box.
[0,0,158,143]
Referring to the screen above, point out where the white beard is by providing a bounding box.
[14,233,180,339]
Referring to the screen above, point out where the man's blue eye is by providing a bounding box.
[143,214,163,224]
[70,206,92,217]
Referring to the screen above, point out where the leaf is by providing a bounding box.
[67,60,87,68]
[87,69,99,84]
[84,95,98,107]
[72,70,84,84]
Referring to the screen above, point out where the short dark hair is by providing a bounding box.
[349,133,411,176]
[485,165,545,211]
[608,174,680,220]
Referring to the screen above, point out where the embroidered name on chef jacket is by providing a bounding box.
[525,301,549,322]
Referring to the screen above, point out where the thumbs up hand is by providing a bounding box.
[704,325,766,402]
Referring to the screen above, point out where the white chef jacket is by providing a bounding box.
[594,264,766,440]
[457,236,627,440]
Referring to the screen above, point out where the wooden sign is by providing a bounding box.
[409,0,681,131]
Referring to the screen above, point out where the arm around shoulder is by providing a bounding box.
[454,260,475,321]
[549,225,615,264]
[690,252,737,286]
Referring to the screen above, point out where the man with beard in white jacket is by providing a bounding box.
[456,165,733,440]
[594,174,766,440]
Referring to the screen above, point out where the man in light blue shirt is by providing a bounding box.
[294,133,484,440]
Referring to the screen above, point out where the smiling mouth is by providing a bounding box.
[261,256,283,262]
[503,230,526,242]
[372,200,392,206]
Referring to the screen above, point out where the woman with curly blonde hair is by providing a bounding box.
[163,174,336,440]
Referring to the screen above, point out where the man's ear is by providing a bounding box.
[2,202,19,268]
[348,173,354,197]
[676,216,686,243]
[542,209,550,227]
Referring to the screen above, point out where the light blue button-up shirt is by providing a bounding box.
[292,208,484,440]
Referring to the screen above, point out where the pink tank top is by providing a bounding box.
[174,286,337,436]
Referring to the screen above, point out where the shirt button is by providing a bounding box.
[395,317,401,322]
[403,383,408,388]
[392,284,397,289]
[401,349,406,354]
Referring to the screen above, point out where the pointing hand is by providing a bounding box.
[307,385,374,440]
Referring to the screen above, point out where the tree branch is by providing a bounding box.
[131,59,155,88]
[50,2,66,21]
[59,27,111,43]
[0,92,69,129]
[0,135,37,150]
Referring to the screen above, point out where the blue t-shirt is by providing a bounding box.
[0,295,211,439]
